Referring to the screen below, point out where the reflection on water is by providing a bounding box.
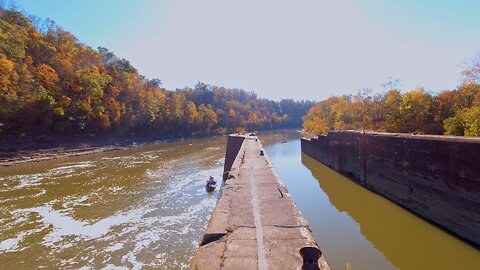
[0,136,227,269]
[266,138,480,270]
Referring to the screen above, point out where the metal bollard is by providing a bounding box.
[299,246,322,270]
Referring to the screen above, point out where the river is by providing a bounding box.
[0,130,478,269]
[0,136,228,269]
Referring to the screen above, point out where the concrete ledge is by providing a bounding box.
[191,135,331,270]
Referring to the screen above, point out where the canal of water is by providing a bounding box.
[265,130,480,270]
[0,130,478,269]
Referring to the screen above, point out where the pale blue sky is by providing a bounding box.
[14,0,480,100]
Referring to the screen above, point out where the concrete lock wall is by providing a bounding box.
[223,135,245,174]
[191,135,331,269]
[301,131,480,246]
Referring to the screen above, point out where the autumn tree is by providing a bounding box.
[303,68,480,137]
[0,7,313,142]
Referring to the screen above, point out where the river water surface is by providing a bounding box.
[0,130,479,269]
[0,136,228,269]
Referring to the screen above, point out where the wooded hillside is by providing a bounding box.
[303,58,480,136]
[0,8,312,142]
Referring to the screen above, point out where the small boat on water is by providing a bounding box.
[206,176,217,192]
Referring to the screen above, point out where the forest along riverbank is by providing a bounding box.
[265,136,480,270]
[0,130,297,269]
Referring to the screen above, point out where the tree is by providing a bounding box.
[185,101,199,129]
[444,106,480,136]
[398,88,434,133]
[0,58,15,90]
[462,54,480,84]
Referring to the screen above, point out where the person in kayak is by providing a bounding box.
[207,176,216,186]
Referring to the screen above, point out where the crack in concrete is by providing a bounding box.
[270,225,310,229]
[233,225,256,229]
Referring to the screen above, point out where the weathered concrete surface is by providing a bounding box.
[191,135,331,270]
[301,130,480,246]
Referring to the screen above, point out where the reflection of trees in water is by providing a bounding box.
[257,129,300,147]
[301,154,480,270]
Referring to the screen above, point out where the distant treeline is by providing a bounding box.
[303,59,480,136]
[0,8,313,141]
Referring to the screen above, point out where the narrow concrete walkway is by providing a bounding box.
[190,136,330,270]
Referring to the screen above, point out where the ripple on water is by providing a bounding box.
[0,231,28,252]
[14,205,142,245]
[0,161,96,191]
[0,147,224,269]
[48,161,96,173]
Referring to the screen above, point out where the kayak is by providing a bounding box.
[206,181,217,192]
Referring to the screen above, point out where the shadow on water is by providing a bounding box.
[301,152,480,270]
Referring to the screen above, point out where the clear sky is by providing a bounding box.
[13,0,480,101]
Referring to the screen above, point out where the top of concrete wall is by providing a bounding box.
[192,134,330,270]
[306,130,480,144]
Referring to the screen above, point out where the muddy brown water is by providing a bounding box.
[0,130,478,269]
[265,131,480,270]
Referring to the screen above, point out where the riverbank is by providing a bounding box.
[0,128,303,167]
[0,134,220,167]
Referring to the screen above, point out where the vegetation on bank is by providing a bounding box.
[303,57,480,136]
[0,8,313,142]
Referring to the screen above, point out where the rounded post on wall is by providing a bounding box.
[298,246,322,270]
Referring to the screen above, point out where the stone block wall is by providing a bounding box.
[301,131,480,246]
